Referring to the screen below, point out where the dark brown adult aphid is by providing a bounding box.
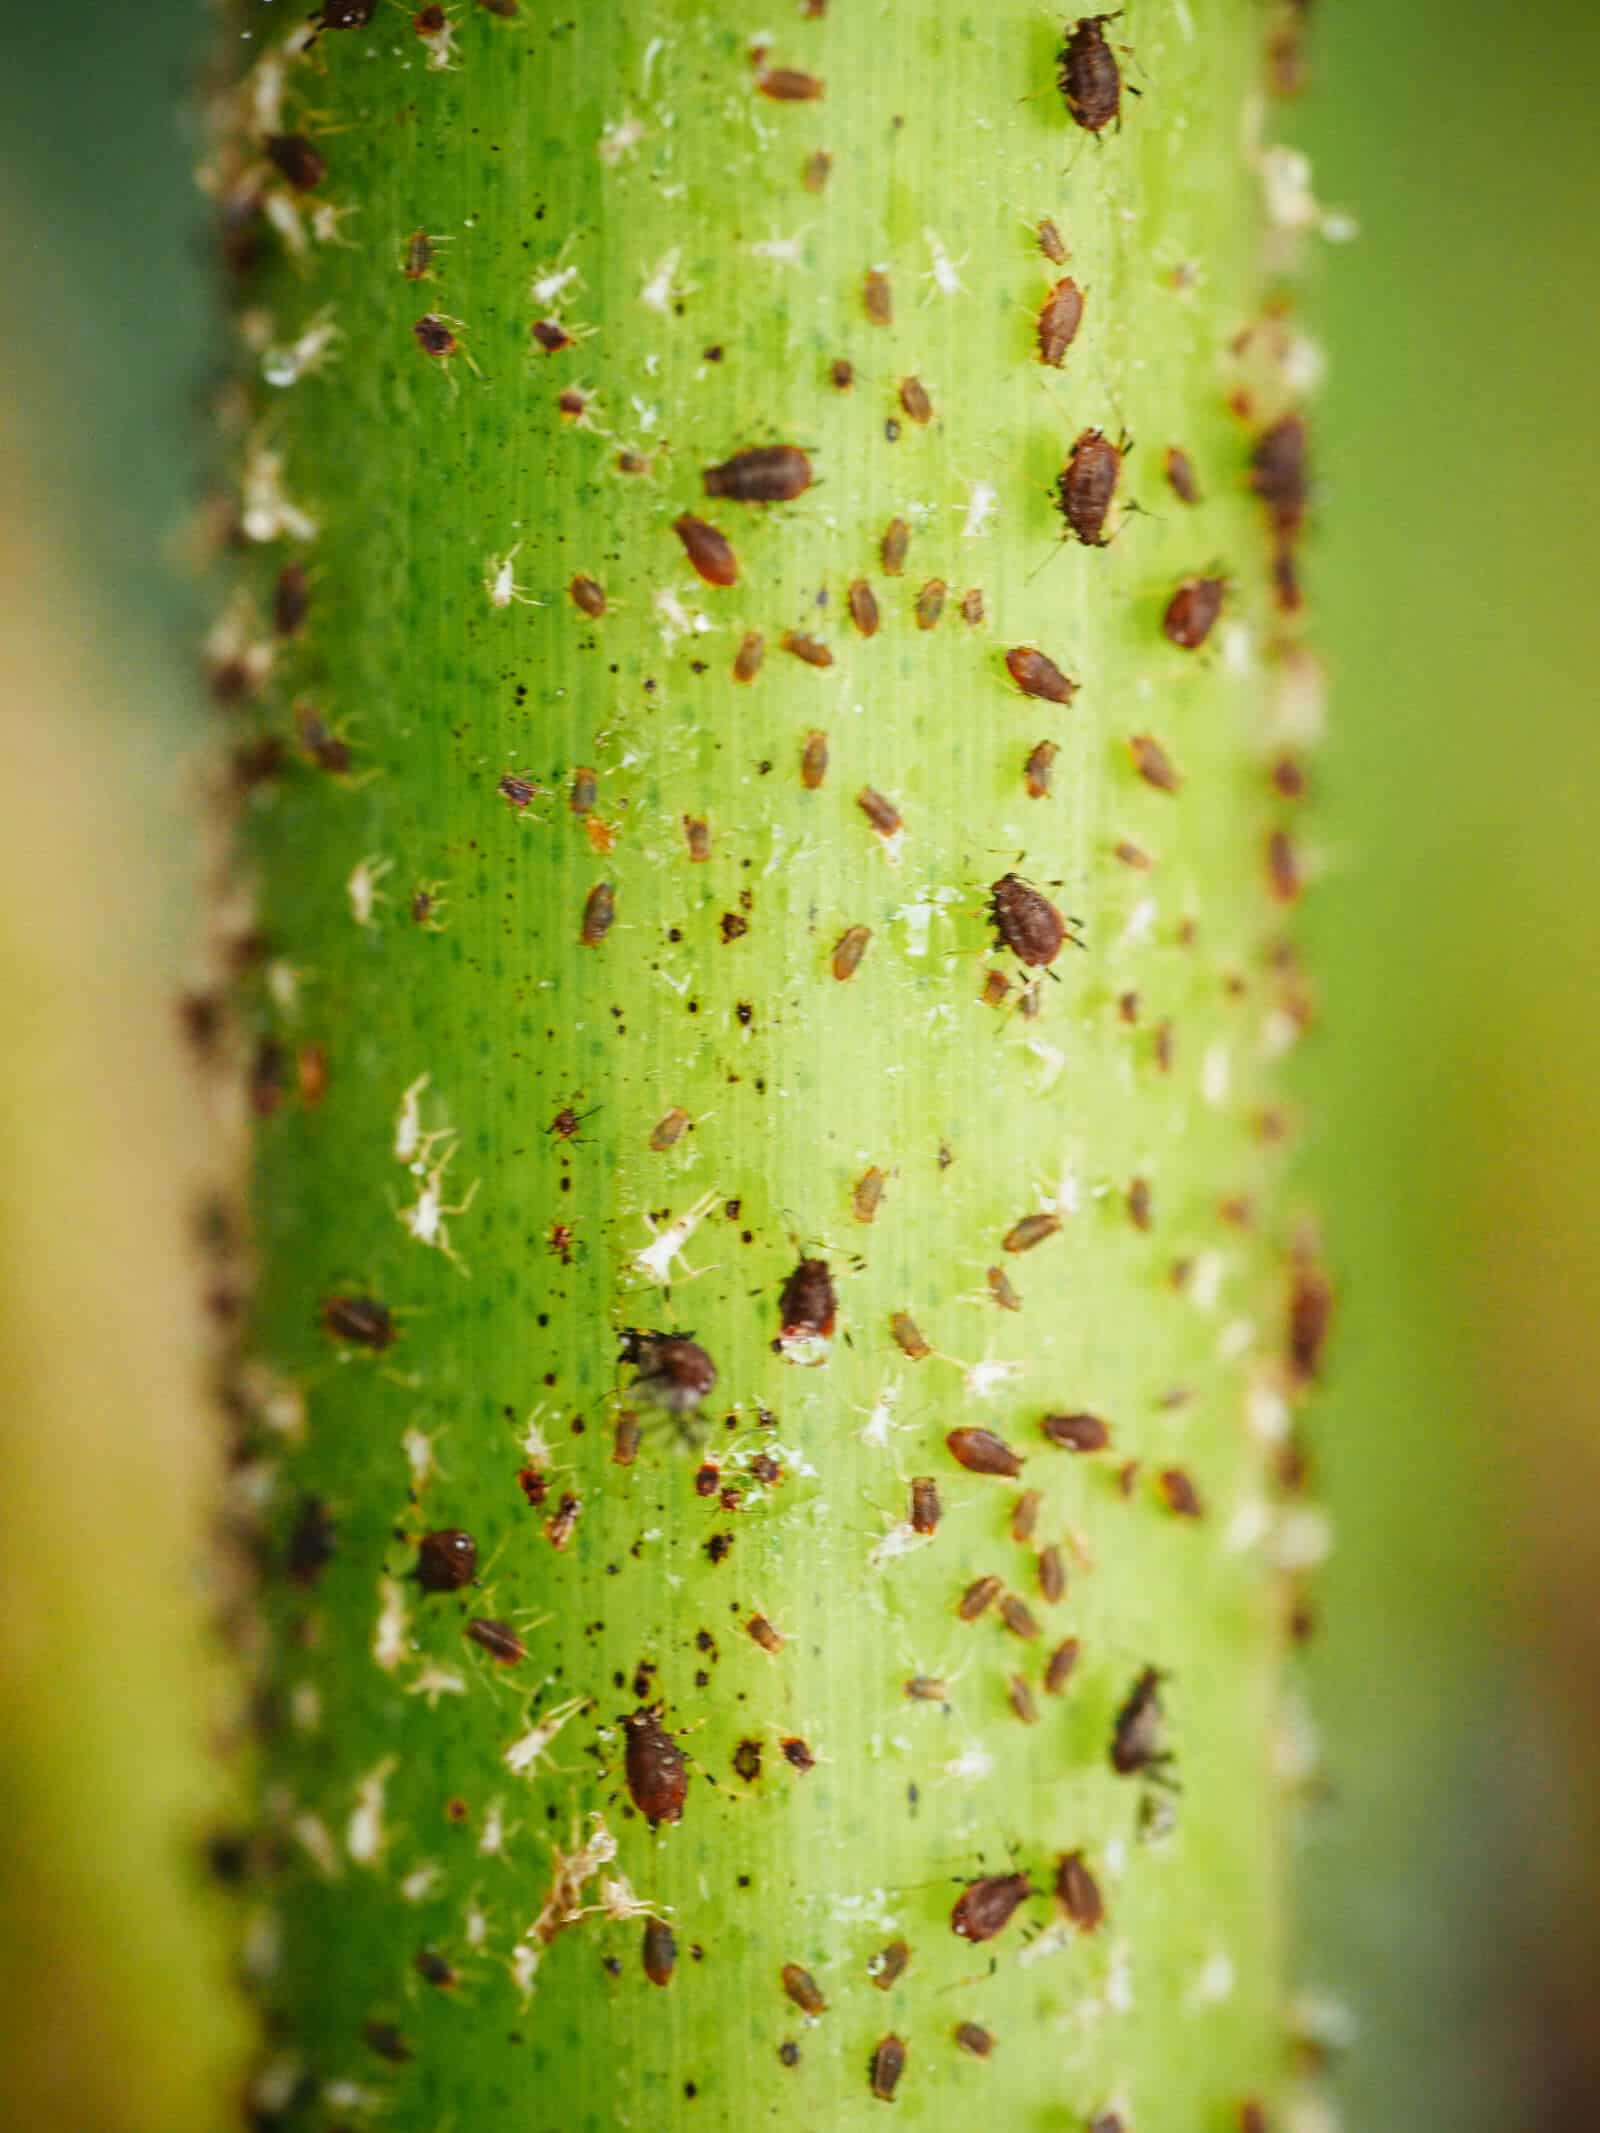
[265,134,326,192]
[1157,1467,1204,1518]
[910,1475,941,1534]
[900,377,933,425]
[1288,1253,1333,1385]
[1126,1176,1152,1230]
[273,561,311,635]
[832,925,872,981]
[734,631,765,684]
[748,1614,784,1653]
[322,1293,396,1350]
[296,703,351,776]
[830,356,854,390]
[1041,1410,1110,1452]
[914,579,947,630]
[414,1947,456,1988]
[880,518,909,576]
[623,1704,688,1825]
[1055,1850,1105,1930]
[981,968,1013,1009]
[1110,1665,1173,1778]
[1003,1212,1062,1254]
[1250,414,1309,539]
[780,1256,836,1339]
[1163,575,1226,649]
[286,1496,336,1586]
[781,1736,815,1773]
[1164,445,1201,504]
[414,1528,477,1593]
[402,229,436,281]
[570,574,606,617]
[1045,1636,1081,1694]
[864,269,893,325]
[1038,277,1086,366]
[704,445,814,502]
[870,2034,907,2101]
[1038,1543,1066,1604]
[783,631,834,668]
[546,1490,582,1551]
[858,788,902,838]
[782,1962,826,2016]
[947,1427,1025,1478]
[958,1573,1002,1621]
[1058,14,1125,134]
[467,1618,526,1663]
[1038,216,1069,264]
[759,67,825,100]
[619,1330,718,1413]
[1008,1674,1039,1724]
[1024,740,1060,799]
[413,314,457,358]
[1057,427,1125,546]
[853,1165,887,1222]
[642,1916,677,1986]
[848,579,881,637]
[987,1263,1021,1310]
[568,766,597,814]
[683,816,711,862]
[891,1311,930,1360]
[1006,646,1078,704]
[1010,1489,1042,1544]
[956,2019,996,2057]
[990,874,1073,968]
[1129,734,1181,792]
[612,1413,642,1466]
[318,0,377,25]
[362,2021,412,2063]
[498,771,541,815]
[870,1938,911,1988]
[999,1593,1040,1641]
[580,881,614,945]
[800,729,829,787]
[952,1871,1031,1943]
[532,318,574,353]
[672,513,738,587]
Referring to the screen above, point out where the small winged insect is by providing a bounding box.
[619,1330,718,1417]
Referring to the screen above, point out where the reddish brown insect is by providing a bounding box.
[1038,277,1085,366]
[362,2021,411,2064]
[531,318,573,353]
[286,1496,336,1586]
[273,561,310,635]
[803,149,833,193]
[987,1265,1021,1311]
[1006,646,1078,704]
[781,1736,815,1773]
[414,1947,455,1987]
[569,766,597,814]
[848,580,881,636]
[1009,1489,1041,1544]
[1023,740,1060,800]
[1288,1255,1333,1385]
[955,2019,995,2057]
[990,874,1073,968]
[759,67,824,100]
[1058,14,1125,134]
[906,1675,948,1702]
[1038,1543,1066,1604]
[296,703,351,776]
[467,1618,525,1664]
[782,1962,826,2016]
[580,882,614,945]
[958,1574,1002,1621]
[900,377,933,425]
[620,1330,717,1413]
[870,2034,907,2101]
[947,1427,1025,1478]
[1239,2100,1270,2133]
[570,574,606,617]
[1267,829,1303,904]
[1110,1665,1172,1778]
[683,816,711,862]
[1250,414,1309,539]
[747,1614,784,1654]
[642,1916,677,1986]
[1129,734,1180,792]
[780,1257,836,1339]
[498,771,541,815]
[891,1311,930,1359]
[880,517,909,574]
[318,0,377,25]
[1055,1849,1105,1930]
[322,1294,396,1350]
[1008,1674,1039,1724]
[1057,427,1125,546]
[952,1871,1031,1943]
[1157,1467,1204,1518]
[981,968,1012,1009]
[1163,575,1226,649]
[960,586,986,624]
[612,1413,642,1466]
[999,1593,1040,1641]
[672,513,738,587]
[265,134,325,192]
[413,314,458,358]
[870,1938,911,1989]
[734,631,765,683]
[545,1492,581,1550]
[1045,1636,1081,1694]
[1041,1411,1109,1452]
[1126,1176,1152,1230]
[830,357,854,389]
[910,1475,941,1534]
[414,1528,477,1593]
[801,729,829,788]
[401,229,436,281]
[858,788,903,838]
[1038,217,1069,264]
[703,445,814,502]
[832,925,872,980]
[853,1166,886,1222]
[783,631,833,668]
[624,1705,688,1824]
[864,269,893,325]
[1003,1212,1062,1254]
[1164,445,1201,504]
[650,1107,692,1151]
[914,579,947,630]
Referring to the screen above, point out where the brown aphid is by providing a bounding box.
[1038,277,1086,366]
[413,313,458,359]
[704,445,814,502]
[1129,734,1181,793]
[800,728,829,788]
[1016,742,1061,807]
[323,1294,396,1351]
[1164,445,1202,504]
[318,0,378,26]
[612,1413,642,1466]
[864,269,893,326]
[734,631,765,684]
[999,1593,1040,1642]
[906,1675,949,1702]
[642,1916,677,1987]
[273,561,311,635]
[830,357,854,390]
[848,579,881,637]
[899,377,933,424]
[1038,1543,1066,1605]
[990,874,1071,969]
[759,66,825,100]
[880,517,909,574]
[286,1496,336,1587]
[1041,1411,1110,1453]
[1110,1665,1172,1778]
[748,1614,784,1654]
[296,703,351,776]
[986,1265,1021,1311]
[1006,646,1078,705]
[826,924,870,982]
[467,1618,526,1664]
[414,1947,456,1988]
[958,1574,1002,1621]
[545,1492,582,1550]
[1057,14,1124,133]
[952,1871,1031,1943]
[569,574,606,617]
[1003,1212,1062,1255]
[672,513,738,587]
[782,1962,826,2016]
[650,1107,692,1151]
[960,586,986,625]
[981,968,1013,1009]
[362,2021,412,2064]
[498,771,541,815]
[914,579,947,630]
[414,1528,477,1593]
[1239,2099,1271,2133]
[1163,574,1226,650]
[782,630,834,668]
[1271,538,1305,613]
[870,2033,907,2102]
[1251,414,1309,540]
[531,318,573,354]
[620,1330,717,1414]
[1010,1489,1042,1544]
[858,787,903,838]
[909,1474,941,1534]
[1267,829,1303,904]
[780,1256,836,1339]
[803,149,833,193]
[1157,1466,1204,1519]
[852,1166,887,1223]
[265,133,326,192]
[1007,1675,1039,1725]
[557,386,590,419]
[1127,1176,1153,1230]
[781,1736,816,1774]
[683,815,711,863]
[249,1036,287,1118]
[569,766,597,814]
[1057,426,1124,546]
[870,1938,911,1989]
[956,2020,996,2058]
[580,881,615,946]
[401,228,436,281]
[623,1704,688,1825]
[1288,1255,1334,1385]
[1055,1850,1105,1931]
[1045,1636,1082,1695]
[1272,754,1308,800]
[947,1427,1025,1478]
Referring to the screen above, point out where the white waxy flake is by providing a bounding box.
[401,1864,442,1903]
[962,481,999,537]
[640,247,685,312]
[749,230,808,267]
[1202,1040,1231,1108]
[241,441,318,544]
[943,1746,995,1782]
[347,1758,395,1865]
[408,1664,467,1707]
[868,1521,928,1570]
[398,1151,478,1267]
[599,112,648,164]
[292,1814,341,1879]
[1186,1946,1236,2008]
[631,1188,719,1287]
[346,854,391,929]
[373,1577,408,1672]
[504,1696,586,1778]
[922,227,966,296]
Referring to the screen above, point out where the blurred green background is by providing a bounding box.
[4,2,1598,2129]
